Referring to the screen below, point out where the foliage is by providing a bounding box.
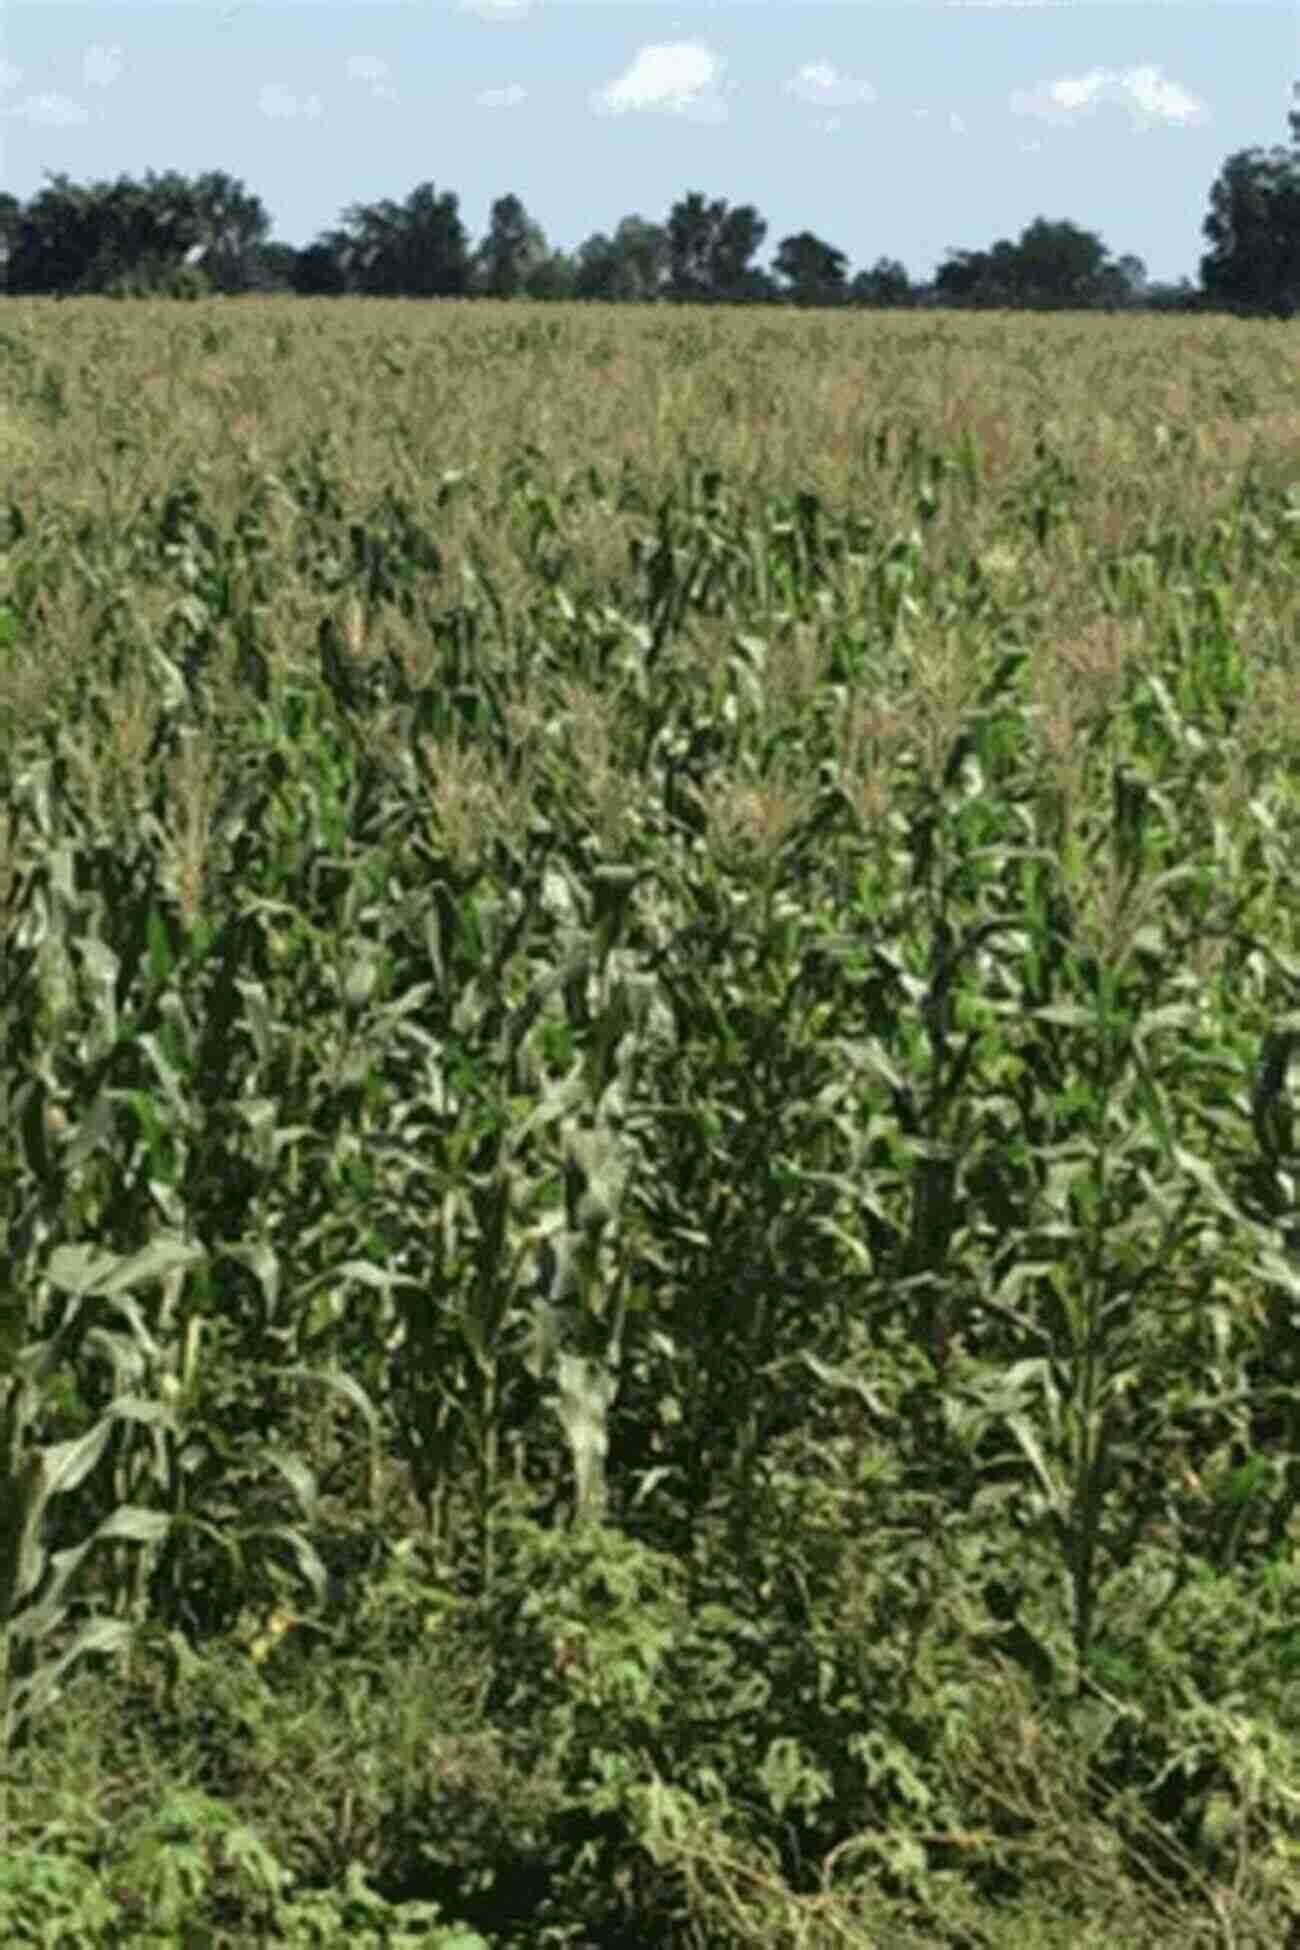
[1200,143,1300,316]
[7,131,1300,310]
[4,168,268,300]
[0,298,1299,1942]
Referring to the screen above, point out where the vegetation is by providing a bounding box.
[2,294,1300,1945]
[3,95,1300,315]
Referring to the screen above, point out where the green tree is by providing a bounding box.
[242,239,300,293]
[571,232,631,302]
[186,171,273,292]
[571,217,668,303]
[520,248,578,302]
[1199,145,1300,316]
[848,256,913,308]
[666,191,767,303]
[934,219,1137,310]
[934,244,1009,307]
[1014,217,1112,304]
[609,215,670,301]
[471,192,548,299]
[4,169,222,295]
[0,193,20,291]
[86,170,207,293]
[772,229,850,306]
[288,240,349,296]
[333,181,470,298]
[1082,252,1148,310]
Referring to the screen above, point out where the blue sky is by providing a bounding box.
[3,2,1296,291]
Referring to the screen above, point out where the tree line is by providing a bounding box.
[3,96,1300,317]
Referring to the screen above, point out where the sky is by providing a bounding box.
[2,2,1297,293]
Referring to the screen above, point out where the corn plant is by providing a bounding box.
[3,296,1300,1939]
[0,1237,202,1788]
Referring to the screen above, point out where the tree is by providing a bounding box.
[1013,217,1111,305]
[7,172,168,294]
[1199,145,1300,316]
[0,193,20,291]
[934,246,1005,307]
[289,240,349,296]
[1090,253,1147,309]
[0,168,262,295]
[186,170,273,292]
[710,203,769,301]
[333,181,471,298]
[471,193,548,299]
[933,219,1137,310]
[5,174,92,293]
[772,229,850,306]
[570,216,669,302]
[666,192,766,303]
[1099,255,1146,308]
[88,171,200,291]
[1143,277,1203,313]
[848,256,912,308]
[665,193,714,300]
[521,248,578,302]
[571,232,631,302]
[242,240,300,293]
[609,215,670,301]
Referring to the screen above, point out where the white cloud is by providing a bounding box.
[459,0,534,19]
[591,42,731,124]
[82,45,124,90]
[1122,63,1205,125]
[6,92,90,129]
[783,60,876,112]
[345,55,397,104]
[258,82,322,122]
[0,61,21,91]
[1010,63,1206,130]
[475,84,527,110]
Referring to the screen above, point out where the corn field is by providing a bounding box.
[0,295,1299,1946]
